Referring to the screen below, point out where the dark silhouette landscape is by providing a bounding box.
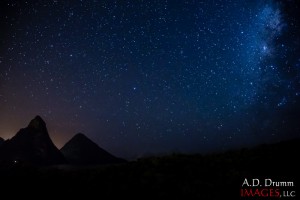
[0,116,298,199]
[0,116,125,166]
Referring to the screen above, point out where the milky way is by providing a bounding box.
[1,0,299,158]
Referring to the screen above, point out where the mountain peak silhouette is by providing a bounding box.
[0,116,66,165]
[72,132,87,140]
[0,116,126,166]
[28,115,47,131]
[61,133,126,165]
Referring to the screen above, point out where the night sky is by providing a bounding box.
[1,0,300,159]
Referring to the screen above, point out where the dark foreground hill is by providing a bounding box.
[61,133,126,165]
[0,138,299,199]
[0,116,65,165]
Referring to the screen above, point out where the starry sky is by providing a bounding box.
[1,0,300,159]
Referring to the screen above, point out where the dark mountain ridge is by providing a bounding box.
[0,116,66,165]
[61,133,126,165]
[0,116,126,166]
